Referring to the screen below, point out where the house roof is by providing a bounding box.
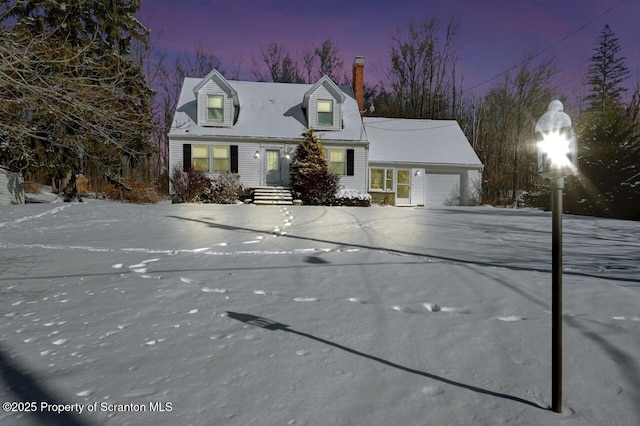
[364,117,483,167]
[169,77,365,143]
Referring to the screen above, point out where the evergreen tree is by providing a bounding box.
[289,129,339,205]
[568,25,640,219]
[0,0,153,190]
[585,25,630,112]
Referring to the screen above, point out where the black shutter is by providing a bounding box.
[183,144,192,172]
[230,145,239,173]
[346,149,355,176]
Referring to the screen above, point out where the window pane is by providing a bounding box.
[329,149,345,175]
[207,95,224,121]
[213,146,229,159]
[385,169,393,190]
[317,100,333,125]
[193,158,209,171]
[213,146,230,172]
[330,150,345,162]
[192,145,209,171]
[266,150,280,171]
[192,145,208,158]
[213,158,229,172]
[318,112,332,125]
[317,100,332,113]
[371,169,383,189]
[397,169,410,184]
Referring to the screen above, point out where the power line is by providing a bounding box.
[462,0,627,96]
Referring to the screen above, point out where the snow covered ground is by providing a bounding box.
[0,200,638,425]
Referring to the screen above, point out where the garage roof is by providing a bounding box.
[364,117,483,167]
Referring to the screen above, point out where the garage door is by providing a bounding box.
[425,174,460,206]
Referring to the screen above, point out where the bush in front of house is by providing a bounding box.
[295,169,340,205]
[170,165,242,204]
[334,187,371,207]
[199,171,243,204]
[290,129,339,205]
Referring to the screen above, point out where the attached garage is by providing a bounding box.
[365,118,483,206]
[425,173,461,206]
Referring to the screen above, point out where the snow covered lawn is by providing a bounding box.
[1,202,639,425]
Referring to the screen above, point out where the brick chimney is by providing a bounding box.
[352,56,365,115]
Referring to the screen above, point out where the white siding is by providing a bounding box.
[467,169,482,204]
[197,80,234,127]
[0,168,25,205]
[308,85,341,131]
[168,139,183,173]
[333,146,366,192]
[237,143,261,188]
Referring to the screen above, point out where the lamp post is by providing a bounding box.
[535,100,578,413]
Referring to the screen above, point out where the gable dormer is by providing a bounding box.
[303,75,346,131]
[193,69,239,128]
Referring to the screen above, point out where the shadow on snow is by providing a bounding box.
[226,311,546,410]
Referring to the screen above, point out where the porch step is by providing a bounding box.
[252,187,294,205]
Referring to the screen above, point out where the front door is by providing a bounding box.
[265,149,282,186]
[396,169,411,205]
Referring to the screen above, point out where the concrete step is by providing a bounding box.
[254,200,294,206]
[254,195,293,201]
[251,186,294,205]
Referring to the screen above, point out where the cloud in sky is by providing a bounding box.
[140,0,639,98]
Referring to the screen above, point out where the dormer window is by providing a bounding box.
[207,95,224,122]
[317,99,333,126]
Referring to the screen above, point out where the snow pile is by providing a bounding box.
[335,187,372,201]
[335,187,372,206]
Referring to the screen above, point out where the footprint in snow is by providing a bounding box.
[421,385,444,396]
[392,305,416,313]
[202,287,228,293]
[497,315,524,322]
[612,316,640,321]
[423,303,441,312]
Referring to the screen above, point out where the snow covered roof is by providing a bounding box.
[169,77,365,143]
[364,117,483,167]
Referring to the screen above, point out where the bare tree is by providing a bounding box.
[251,42,303,83]
[473,56,556,204]
[378,17,461,119]
[314,39,345,83]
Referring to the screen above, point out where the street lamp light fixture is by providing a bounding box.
[534,100,578,414]
[535,100,577,179]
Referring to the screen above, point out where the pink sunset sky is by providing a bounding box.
[139,0,639,101]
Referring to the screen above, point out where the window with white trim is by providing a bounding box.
[212,146,230,172]
[207,95,224,122]
[192,145,209,171]
[326,149,346,175]
[191,145,231,172]
[370,168,394,191]
[317,99,333,126]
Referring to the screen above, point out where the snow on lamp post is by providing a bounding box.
[535,100,577,413]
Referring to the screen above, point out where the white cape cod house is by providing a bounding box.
[168,57,483,206]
